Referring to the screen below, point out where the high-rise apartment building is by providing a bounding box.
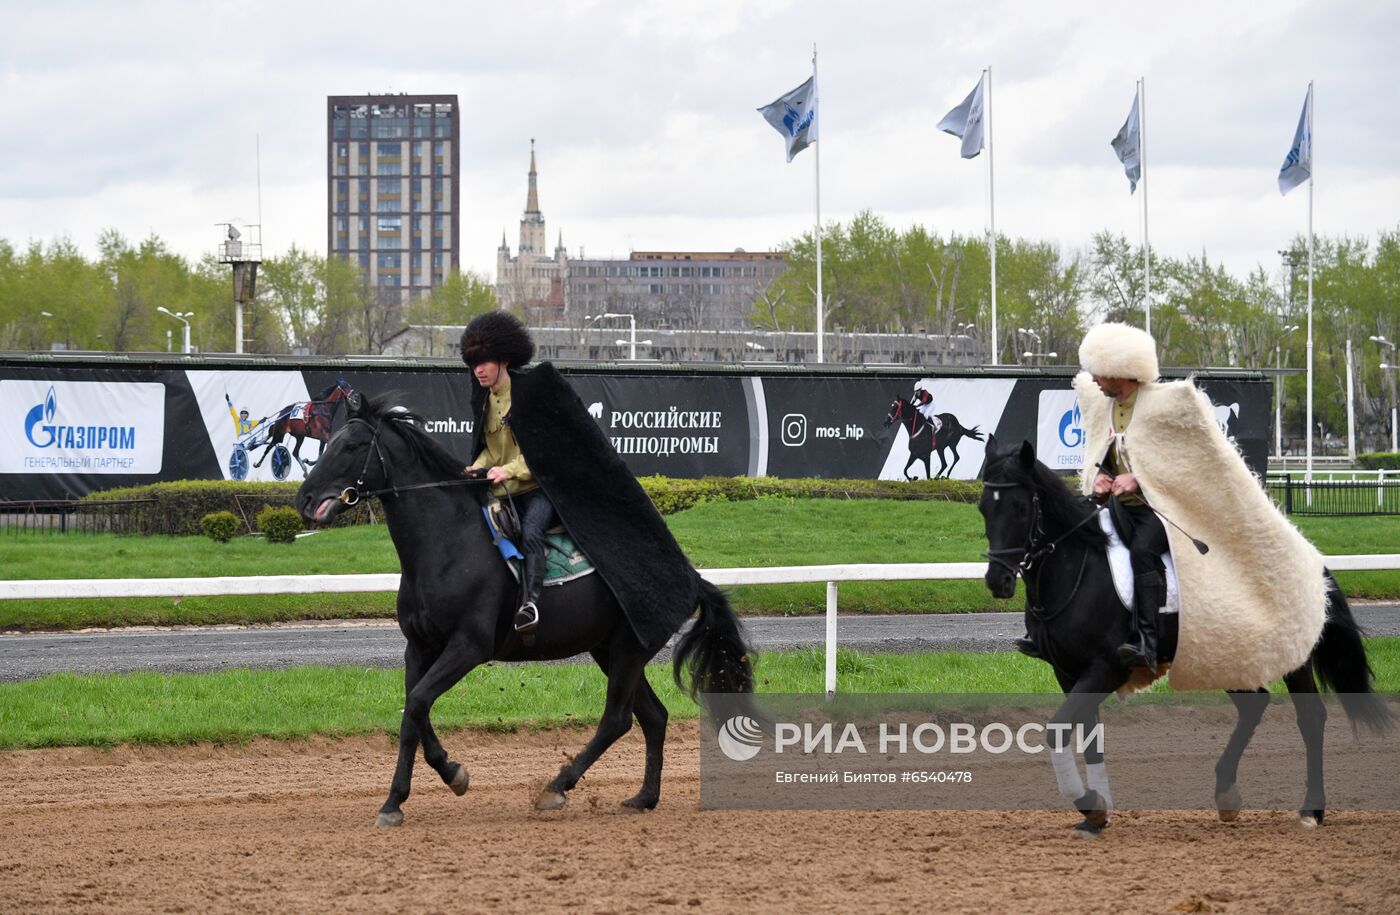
[327,94,460,307]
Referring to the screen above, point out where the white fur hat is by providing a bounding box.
[1078,322,1159,382]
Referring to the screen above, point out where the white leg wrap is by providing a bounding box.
[1051,747,1086,801]
[1085,761,1113,811]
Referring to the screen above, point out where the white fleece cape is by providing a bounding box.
[1074,373,1327,691]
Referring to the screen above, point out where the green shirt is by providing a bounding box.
[469,373,538,497]
[1107,388,1144,506]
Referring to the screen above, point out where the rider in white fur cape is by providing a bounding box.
[1075,322,1327,691]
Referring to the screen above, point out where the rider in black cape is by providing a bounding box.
[463,311,701,653]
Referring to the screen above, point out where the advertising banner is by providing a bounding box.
[0,380,166,476]
[0,359,1274,501]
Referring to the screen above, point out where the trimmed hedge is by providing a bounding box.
[257,506,303,544]
[200,511,241,543]
[77,475,984,534]
[79,480,378,536]
[637,476,983,515]
[1359,453,1400,471]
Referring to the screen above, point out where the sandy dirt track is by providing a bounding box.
[3,724,1398,914]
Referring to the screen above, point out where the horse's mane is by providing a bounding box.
[987,450,1106,546]
[360,395,476,491]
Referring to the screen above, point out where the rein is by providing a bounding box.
[982,477,1101,629]
[982,479,1100,575]
[336,418,490,505]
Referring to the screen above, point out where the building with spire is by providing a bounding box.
[495,141,787,329]
[495,140,568,323]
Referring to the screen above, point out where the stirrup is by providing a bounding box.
[1116,642,1157,670]
[514,601,539,633]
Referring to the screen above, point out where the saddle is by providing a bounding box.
[481,497,595,586]
[1098,505,1179,616]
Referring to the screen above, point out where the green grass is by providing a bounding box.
[1,500,1397,630]
[0,525,399,579]
[3,641,1397,750]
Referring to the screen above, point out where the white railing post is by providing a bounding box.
[825,580,839,697]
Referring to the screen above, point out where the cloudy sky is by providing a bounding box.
[2,0,1396,284]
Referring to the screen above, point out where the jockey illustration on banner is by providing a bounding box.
[911,382,943,434]
[225,392,263,436]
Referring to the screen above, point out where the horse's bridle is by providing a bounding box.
[335,417,488,506]
[981,479,1100,578]
[887,399,931,438]
[982,480,1046,577]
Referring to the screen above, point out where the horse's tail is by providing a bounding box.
[672,578,756,699]
[963,424,984,442]
[1311,571,1392,735]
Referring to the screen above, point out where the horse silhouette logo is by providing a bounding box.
[1212,402,1240,441]
[717,716,764,762]
[587,401,604,420]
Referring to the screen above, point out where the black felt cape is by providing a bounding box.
[469,362,700,651]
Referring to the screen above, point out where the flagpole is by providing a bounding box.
[814,45,824,365]
[986,65,998,366]
[1305,80,1315,484]
[1140,77,1151,337]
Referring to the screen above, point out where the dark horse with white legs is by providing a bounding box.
[256,379,355,472]
[979,437,1391,834]
[295,395,755,826]
[884,396,984,479]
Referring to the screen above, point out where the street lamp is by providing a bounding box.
[1021,351,1058,364]
[1375,338,1398,453]
[1276,324,1300,459]
[586,312,637,360]
[1380,360,1399,454]
[616,338,652,357]
[157,307,194,354]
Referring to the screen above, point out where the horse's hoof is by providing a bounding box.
[448,763,470,796]
[1216,785,1242,822]
[1070,820,1103,838]
[534,790,567,811]
[620,794,658,812]
[1074,790,1109,829]
[376,810,404,828]
[1299,811,1323,828]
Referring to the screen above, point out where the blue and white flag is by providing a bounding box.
[938,74,986,159]
[1110,93,1141,193]
[758,76,818,162]
[1278,86,1312,196]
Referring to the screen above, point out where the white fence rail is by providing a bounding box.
[3,555,1397,694]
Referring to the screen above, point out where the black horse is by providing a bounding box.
[979,436,1391,833]
[295,394,755,827]
[884,396,985,479]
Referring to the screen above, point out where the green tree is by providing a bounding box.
[404,269,498,357]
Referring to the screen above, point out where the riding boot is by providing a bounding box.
[1117,572,1164,670]
[514,553,545,632]
[1014,634,1042,658]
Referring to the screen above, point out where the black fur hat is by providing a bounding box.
[460,311,536,367]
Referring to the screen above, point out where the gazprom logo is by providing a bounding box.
[24,386,58,447]
[23,386,137,450]
[783,103,815,138]
[1057,403,1084,449]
